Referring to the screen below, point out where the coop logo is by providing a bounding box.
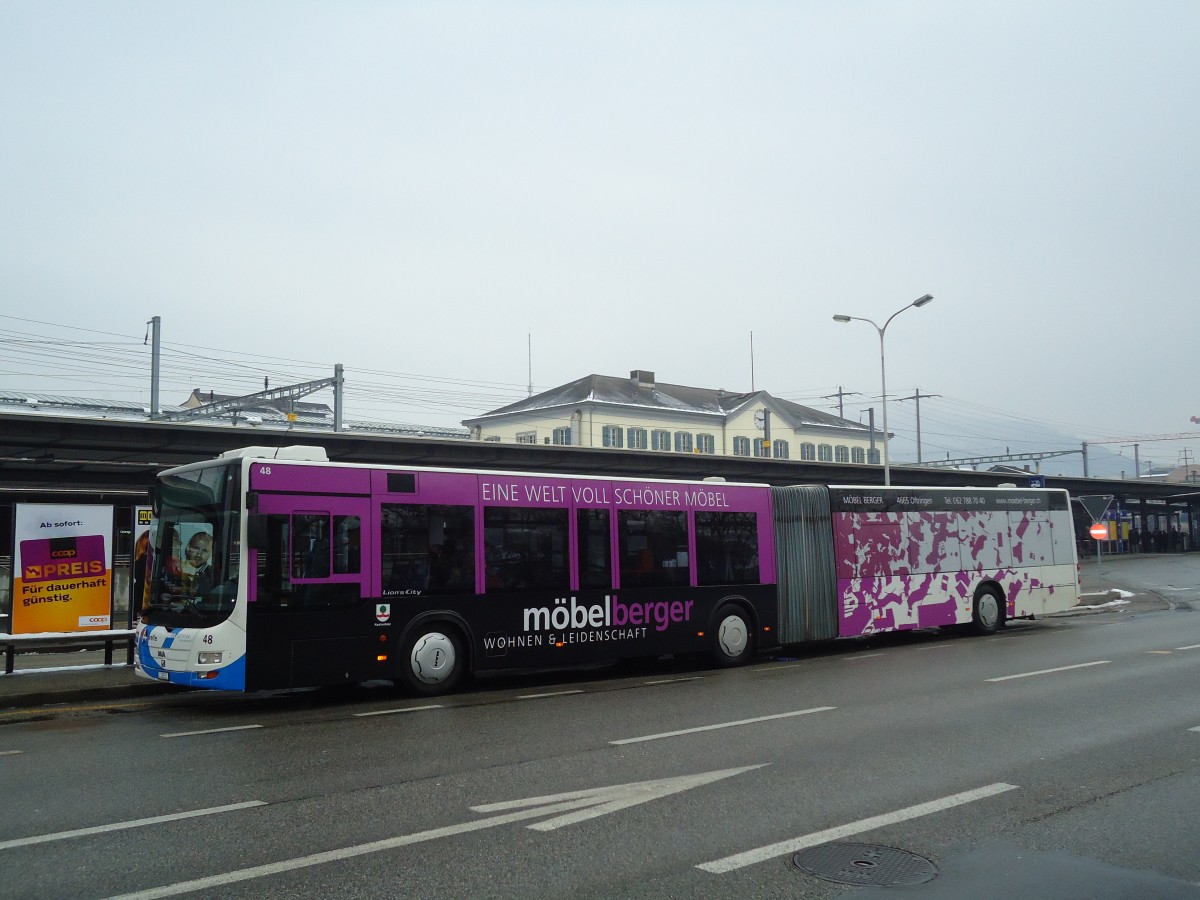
[20,534,108,583]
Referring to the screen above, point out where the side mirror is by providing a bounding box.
[246,513,270,550]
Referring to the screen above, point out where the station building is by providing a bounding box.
[464,369,884,464]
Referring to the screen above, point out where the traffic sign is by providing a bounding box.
[1077,494,1114,522]
[1089,522,1108,540]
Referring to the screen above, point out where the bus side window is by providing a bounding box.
[292,514,332,579]
[256,514,293,606]
[695,511,760,586]
[257,513,363,609]
[333,515,361,574]
[381,503,475,595]
[577,508,612,590]
[618,510,689,589]
[484,507,569,593]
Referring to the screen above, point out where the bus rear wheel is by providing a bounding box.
[971,587,1004,636]
[712,607,753,667]
[399,626,466,696]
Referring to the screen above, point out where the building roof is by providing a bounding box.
[0,390,469,440]
[0,391,151,415]
[464,370,873,435]
[183,388,332,416]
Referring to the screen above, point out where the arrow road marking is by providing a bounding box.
[104,766,765,900]
[474,764,767,831]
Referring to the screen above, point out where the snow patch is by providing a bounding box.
[1075,589,1134,610]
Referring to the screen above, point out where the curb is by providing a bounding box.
[0,668,182,712]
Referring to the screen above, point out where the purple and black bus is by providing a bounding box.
[135,445,1080,695]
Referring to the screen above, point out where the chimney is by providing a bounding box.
[630,370,655,389]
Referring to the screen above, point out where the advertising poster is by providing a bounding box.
[176,523,214,595]
[133,506,153,612]
[13,504,114,634]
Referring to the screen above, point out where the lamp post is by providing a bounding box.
[833,293,934,486]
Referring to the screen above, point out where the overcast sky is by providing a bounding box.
[2,2,1197,473]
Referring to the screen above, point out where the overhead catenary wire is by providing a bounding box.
[3,315,1196,459]
[0,315,533,424]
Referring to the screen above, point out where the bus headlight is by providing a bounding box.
[197,651,223,665]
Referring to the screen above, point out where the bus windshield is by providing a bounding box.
[143,461,242,628]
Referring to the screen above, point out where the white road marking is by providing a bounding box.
[1177,644,1200,651]
[697,782,1019,873]
[986,661,1110,682]
[643,676,705,685]
[518,690,584,699]
[0,750,22,756]
[610,707,835,745]
[1189,726,1200,733]
[0,801,266,851]
[474,764,767,831]
[917,643,955,651]
[756,662,809,672]
[353,704,443,717]
[842,653,885,661]
[160,725,264,738]
[102,767,763,900]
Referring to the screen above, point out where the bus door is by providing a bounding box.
[248,494,376,689]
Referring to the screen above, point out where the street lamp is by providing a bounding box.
[833,293,934,486]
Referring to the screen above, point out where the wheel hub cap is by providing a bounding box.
[718,615,748,657]
[411,633,455,685]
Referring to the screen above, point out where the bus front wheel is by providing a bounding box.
[711,607,754,667]
[399,627,466,696]
[971,587,1004,636]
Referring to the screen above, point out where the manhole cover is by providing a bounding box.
[793,842,938,886]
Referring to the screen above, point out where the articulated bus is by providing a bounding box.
[135,445,1080,695]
